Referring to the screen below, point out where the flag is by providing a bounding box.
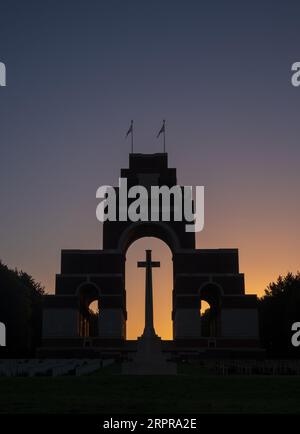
[157,120,165,138]
[126,120,133,138]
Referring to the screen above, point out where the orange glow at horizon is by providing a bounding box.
[38,231,299,341]
[37,220,300,343]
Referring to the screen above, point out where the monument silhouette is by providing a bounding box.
[41,153,260,359]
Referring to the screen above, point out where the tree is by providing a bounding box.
[17,271,44,353]
[259,272,300,357]
[0,261,44,356]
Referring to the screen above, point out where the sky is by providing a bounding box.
[0,0,300,339]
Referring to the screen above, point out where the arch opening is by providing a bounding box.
[118,221,180,255]
[199,283,222,337]
[125,236,173,340]
[78,283,100,337]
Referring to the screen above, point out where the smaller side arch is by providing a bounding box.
[199,280,224,295]
[76,280,101,303]
[198,282,223,337]
[198,282,223,309]
[76,281,101,337]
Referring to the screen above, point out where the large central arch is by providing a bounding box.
[125,236,173,340]
[118,221,180,254]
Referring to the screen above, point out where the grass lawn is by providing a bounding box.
[1,364,300,414]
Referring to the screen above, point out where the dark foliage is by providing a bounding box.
[0,261,44,356]
[259,272,300,357]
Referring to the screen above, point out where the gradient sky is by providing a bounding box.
[1,1,300,339]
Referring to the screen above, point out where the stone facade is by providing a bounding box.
[41,153,261,357]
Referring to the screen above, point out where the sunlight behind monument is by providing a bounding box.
[126,237,173,340]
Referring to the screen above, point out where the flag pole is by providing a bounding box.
[163,119,166,153]
[156,119,166,153]
[131,120,134,153]
[126,120,134,153]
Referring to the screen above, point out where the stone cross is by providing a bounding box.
[138,250,160,338]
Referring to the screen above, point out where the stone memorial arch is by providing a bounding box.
[42,153,259,357]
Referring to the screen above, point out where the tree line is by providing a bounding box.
[0,261,44,356]
[259,272,300,357]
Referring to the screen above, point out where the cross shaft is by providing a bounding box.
[137,250,160,338]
